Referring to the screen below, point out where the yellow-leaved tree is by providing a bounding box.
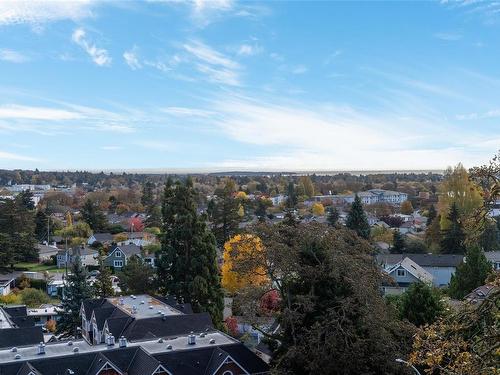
[311,202,325,216]
[438,163,482,229]
[221,234,269,294]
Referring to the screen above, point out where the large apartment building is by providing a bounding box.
[0,294,269,375]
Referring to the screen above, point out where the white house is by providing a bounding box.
[0,279,13,296]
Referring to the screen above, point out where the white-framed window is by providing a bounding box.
[396,269,406,277]
[222,371,234,375]
[115,250,122,257]
[114,260,124,267]
[494,262,500,271]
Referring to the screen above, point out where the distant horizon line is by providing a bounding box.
[1,167,447,176]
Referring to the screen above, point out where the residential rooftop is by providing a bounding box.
[0,331,233,364]
[107,295,182,319]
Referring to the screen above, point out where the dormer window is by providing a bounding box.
[115,251,122,257]
[397,269,406,277]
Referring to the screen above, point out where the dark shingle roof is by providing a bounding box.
[82,299,113,320]
[153,343,269,375]
[127,347,160,375]
[91,233,113,243]
[121,313,213,341]
[376,253,464,268]
[0,326,44,349]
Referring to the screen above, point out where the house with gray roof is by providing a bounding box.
[377,253,463,287]
[104,244,155,270]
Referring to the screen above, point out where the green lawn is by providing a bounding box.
[14,262,61,273]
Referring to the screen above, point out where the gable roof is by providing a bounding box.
[82,299,114,320]
[377,253,464,268]
[120,313,214,342]
[387,257,433,284]
[152,343,268,375]
[15,362,42,375]
[109,244,141,257]
[90,233,113,242]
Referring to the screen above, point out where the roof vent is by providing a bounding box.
[209,339,216,344]
[119,298,124,305]
[119,336,127,348]
[140,300,145,304]
[149,305,153,309]
[166,344,172,350]
[188,334,196,345]
[132,305,137,314]
[38,342,46,355]
[200,333,206,338]
[131,295,136,299]
[158,338,164,343]
[157,310,162,314]
[73,347,79,353]
[14,354,21,360]
[66,370,75,375]
[67,341,73,346]
[11,347,17,352]
[107,335,115,346]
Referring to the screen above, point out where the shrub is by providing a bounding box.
[20,288,49,307]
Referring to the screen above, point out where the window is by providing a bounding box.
[396,269,406,277]
[494,262,500,271]
[115,251,122,257]
[114,260,123,267]
[222,372,234,375]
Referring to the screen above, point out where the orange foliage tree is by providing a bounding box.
[221,234,270,294]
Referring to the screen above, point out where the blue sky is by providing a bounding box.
[0,0,499,172]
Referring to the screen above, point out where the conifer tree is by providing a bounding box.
[440,202,466,254]
[158,178,223,326]
[209,180,240,247]
[391,230,405,253]
[399,282,444,326]
[448,246,492,299]
[57,257,93,338]
[426,205,437,226]
[327,207,339,227]
[81,199,108,232]
[346,195,370,239]
[93,258,114,297]
[34,209,49,242]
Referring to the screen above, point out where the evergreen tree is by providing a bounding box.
[425,214,442,251]
[81,199,108,232]
[142,181,161,228]
[157,178,223,326]
[327,207,339,227]
[448,246,492,299]
[399,282,444,326]
[57,257,93,337]
[391,230,405,253]
[479,219,500,251]
[426,205,437,226]
[93,258,114,297]
[209,180,240,247]
[34,209,49,242]
[255,198,268,222]
[346,195,370,239]
[286,181,297,209]
[440,202,466,254]
[141,181,155,208]
[119,256,154,295]
[0,195,37,266]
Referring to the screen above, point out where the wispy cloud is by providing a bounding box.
[123,46,142,70]
[72,28,112,67]
[0,49,29,63]
[237,43,262,56]
[161,107,214,117]
[183,40,241,85]
[434,32,462,41]
[0,104,81,120]
[456,109,500,120]
[291,65,308,74]
[0,0,96,26]
[0,150,39,162]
